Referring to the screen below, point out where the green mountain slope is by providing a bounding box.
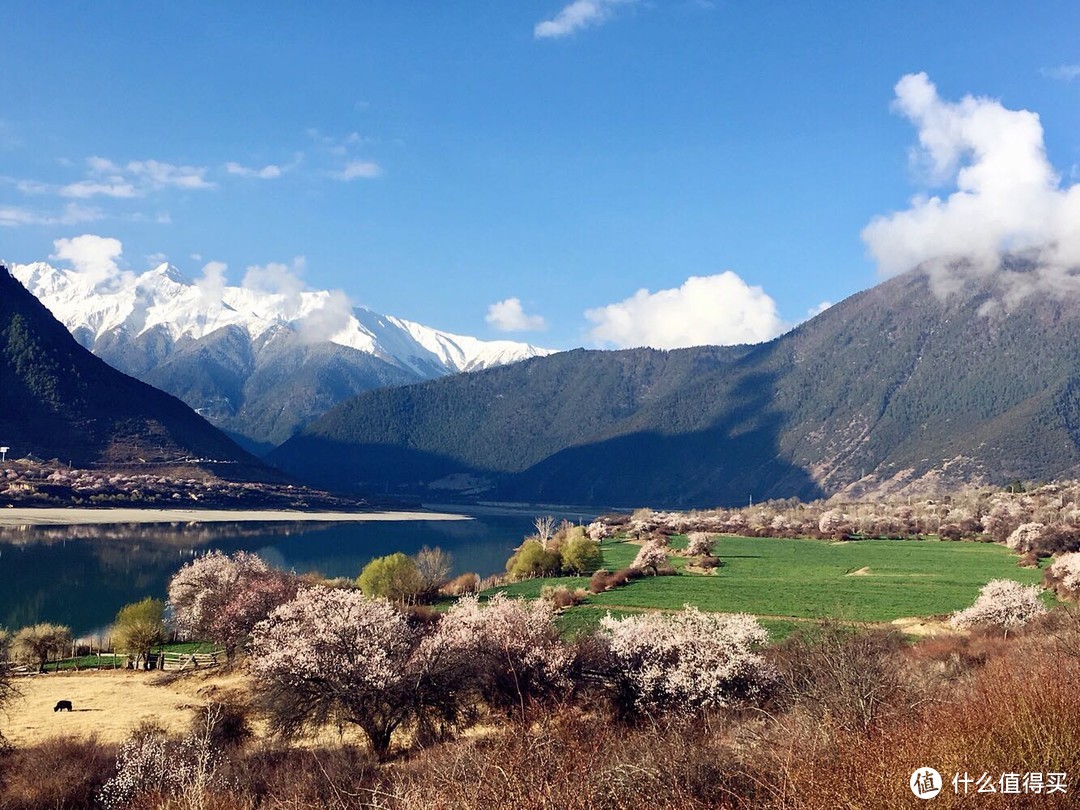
[0,266,266,475]
[271,267,1080,507]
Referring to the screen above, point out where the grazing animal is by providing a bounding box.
[53,700,73,712]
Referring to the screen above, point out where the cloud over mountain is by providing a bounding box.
[862,72,1080,303]
[584,272,785,349]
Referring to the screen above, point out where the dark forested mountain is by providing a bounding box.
[271,266,1080,507]
[0,265,267,475]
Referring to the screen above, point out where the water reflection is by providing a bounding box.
[0,513,550,634]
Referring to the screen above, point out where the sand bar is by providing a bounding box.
[0,507,469,527]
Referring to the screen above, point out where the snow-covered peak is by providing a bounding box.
[10,261,554,376]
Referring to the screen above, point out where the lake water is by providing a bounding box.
[0,509,594,635]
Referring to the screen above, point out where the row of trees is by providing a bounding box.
[159,548,775,761]
[596,481,1080,553]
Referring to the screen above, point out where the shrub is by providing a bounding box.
[1006,521,1045,552]
[506,539,561,579]
[441,571,481,596]
[429,594,572,718]
[769,624,909,736]
[559,535,602,575]
[357,552,424,605]
[541,585,587,610]
[0,736,115,810]
[598,607,772,716]
[112,597,167,670]
[949,579,1047,635]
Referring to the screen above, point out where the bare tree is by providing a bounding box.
[534,516,557,549]
[414,545,454,599]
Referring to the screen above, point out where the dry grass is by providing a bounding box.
[2,668,247,746]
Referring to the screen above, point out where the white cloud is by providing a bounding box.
[60,179,140,199]
[1041,64,1080,82]
[333,160,382,180]
[297,289,355,344]
[195,260,229,307]
[225,161,283,179]
[861,72,1080,302]
[242,257,308,317]
[535,0,637,38]
[125,159,214,190]
[584,272,786,349]
[806,301,833,319]
[485,298,547,332]
[0,202,103,227]
[50,234,129,290]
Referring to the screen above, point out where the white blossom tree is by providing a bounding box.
[1006,522,1046,553]
[426,593,572,719]
[631,541,668,574]
[685,532,715,557]
[1046,552,1080,600]
[949,579,1047,636]
[599,607,771,715]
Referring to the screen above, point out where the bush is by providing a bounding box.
[598,607,772,716]
[0,736,115,810]
[357,552,424,605]
[506,539,561,580]
[685,532,715,557]
[441,571,481,597]
[1045,551,1080,600]
[631,541,668,574]
[769,624,909,736]
[559,536,603,575]
[541,585,587,610]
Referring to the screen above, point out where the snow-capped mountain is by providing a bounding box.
[11,261,555,450]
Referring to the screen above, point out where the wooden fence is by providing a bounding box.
[154,649,225,671]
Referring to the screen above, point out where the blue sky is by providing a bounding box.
[4,1,1080,350]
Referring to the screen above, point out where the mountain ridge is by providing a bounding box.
[270,266,1080,507]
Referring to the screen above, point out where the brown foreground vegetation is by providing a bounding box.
[2,609,1079,809]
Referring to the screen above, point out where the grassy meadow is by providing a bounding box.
[490,534,1047,637]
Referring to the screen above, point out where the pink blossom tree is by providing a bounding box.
[168,550,297,658]
[598,607,771,716]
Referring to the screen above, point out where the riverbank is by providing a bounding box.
[0,507,470,527]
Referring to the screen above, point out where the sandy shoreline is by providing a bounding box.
[0,506,470,527]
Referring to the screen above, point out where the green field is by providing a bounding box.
[489,535,1048,637]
